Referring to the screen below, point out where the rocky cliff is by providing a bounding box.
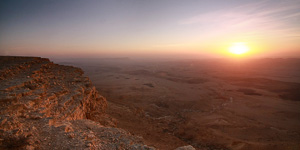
[0,56,154,150]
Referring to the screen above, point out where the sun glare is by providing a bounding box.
[229,43,250,55]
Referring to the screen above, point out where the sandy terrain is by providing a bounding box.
[56,58,300,150]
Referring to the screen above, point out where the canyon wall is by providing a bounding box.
[0,56,154,150]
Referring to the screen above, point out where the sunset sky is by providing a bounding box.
[0,0,299,58]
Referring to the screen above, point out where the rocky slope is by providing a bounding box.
[0,56,155,150]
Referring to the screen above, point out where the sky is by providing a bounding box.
[0,0,299,58]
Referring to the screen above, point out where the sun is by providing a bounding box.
[228,42,250,55]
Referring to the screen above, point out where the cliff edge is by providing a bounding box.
[0,56,154,150]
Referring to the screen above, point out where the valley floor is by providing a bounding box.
[61,58,300,150]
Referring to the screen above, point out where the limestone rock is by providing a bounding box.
[0,56,154,150]
[175,145,196,150]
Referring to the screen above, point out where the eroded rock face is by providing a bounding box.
[174,145,196,150]
[0,56,154,150]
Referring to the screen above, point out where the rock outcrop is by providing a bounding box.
[0,56,154,150]
[174,145,196,150]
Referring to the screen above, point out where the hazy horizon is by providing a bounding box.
[1,0,300,58]
[1,1,300,148]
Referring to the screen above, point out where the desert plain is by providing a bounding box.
[55,58,300,150]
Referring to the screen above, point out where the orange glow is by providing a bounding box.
[228,42,250,55]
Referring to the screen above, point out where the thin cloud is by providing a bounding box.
[179,0,300,39]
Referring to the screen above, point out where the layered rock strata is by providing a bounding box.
[0,56,154,150]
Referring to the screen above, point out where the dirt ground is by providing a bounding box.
[57,58,300,150]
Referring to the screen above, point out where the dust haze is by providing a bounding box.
[53,57,300,150]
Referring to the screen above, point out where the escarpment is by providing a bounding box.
[0,56,154,150]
